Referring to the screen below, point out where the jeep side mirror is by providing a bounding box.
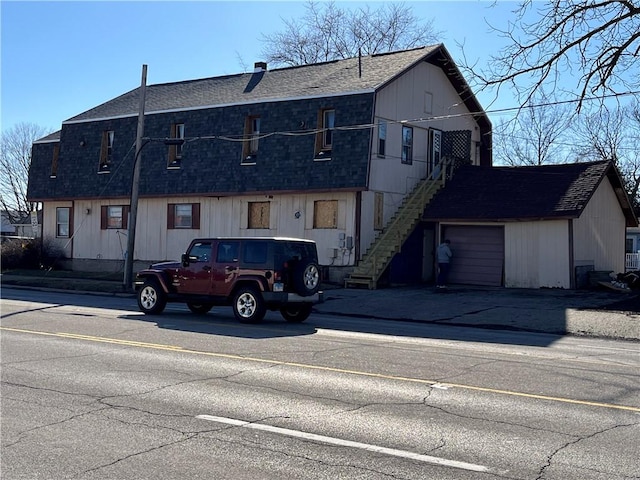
[181,253,189,266]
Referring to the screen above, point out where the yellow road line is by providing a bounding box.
[3,326,639,413]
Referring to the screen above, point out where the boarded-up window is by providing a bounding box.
[374,192,384,231]
[167,203,200,229]
[100,205,129,230]
[248,201,270,229]
[313,200,338,229]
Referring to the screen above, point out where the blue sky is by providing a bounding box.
[1,1,523,133]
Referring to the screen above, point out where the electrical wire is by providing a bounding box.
[141,90,639,147]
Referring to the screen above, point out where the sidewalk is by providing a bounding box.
[2,271,639,341]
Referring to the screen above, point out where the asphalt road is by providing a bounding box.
[1,288,639,479]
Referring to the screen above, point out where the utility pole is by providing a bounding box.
[123,64,148,291]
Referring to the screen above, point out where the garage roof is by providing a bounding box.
[423,161,638,227]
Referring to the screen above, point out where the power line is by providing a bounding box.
[143,89,639,146]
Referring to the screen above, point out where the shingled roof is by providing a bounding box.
[33,130,61,143]
[423,161,638,227]
[63,44,487,128]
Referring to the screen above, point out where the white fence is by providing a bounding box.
[626,253,640,270]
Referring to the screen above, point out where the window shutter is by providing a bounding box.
[101,206,108,230]
[69,206,74,237]
[192,203,200,229]
[122,205,130,229]
[167,204,175,229]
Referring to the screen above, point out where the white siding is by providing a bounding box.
[42,201,73,259]
[371,61,481,194]
[362,61,483,260]
[44,193,357,267]
[573,179,626,273]
[505,220,571,289]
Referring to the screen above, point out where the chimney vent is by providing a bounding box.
[254,62,267,73]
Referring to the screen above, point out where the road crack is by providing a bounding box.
[535,421,640,479]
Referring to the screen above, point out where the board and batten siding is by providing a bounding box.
[573,178,626,273]
[56,193,357,267]
[43,201,74,259]
[504,220,571,289]
[362,60,484,262]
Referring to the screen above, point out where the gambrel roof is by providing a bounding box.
[424,161,638,227]
[63,44,489,132]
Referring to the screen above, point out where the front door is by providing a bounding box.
[177,240,213,295]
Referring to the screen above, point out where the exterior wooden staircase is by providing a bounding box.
[344,164,449,289]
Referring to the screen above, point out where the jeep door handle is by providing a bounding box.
[225,266,237,272]
[202,266,211,272]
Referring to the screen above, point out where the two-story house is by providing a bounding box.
[28,44,490,284]
[28,44,635,289]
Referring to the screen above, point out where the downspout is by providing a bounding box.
[355,191,361,263]
[358,83,377,264]
[568,219,575,289]
[70,201,75,261]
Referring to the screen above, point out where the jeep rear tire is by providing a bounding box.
[280,304,312,323]
[293,259,320,296]
[137,280,167,315]
[232,287,266,323]
[187,302,213,314]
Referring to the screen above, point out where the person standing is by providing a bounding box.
[436,239,452,289]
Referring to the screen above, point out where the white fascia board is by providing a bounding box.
[32,138,61,144]
[62,89,376,125]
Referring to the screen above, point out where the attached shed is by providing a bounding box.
[423,161,638,289]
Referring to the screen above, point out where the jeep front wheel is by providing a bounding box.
[232,287,266,323]
[137,280,167,315]
[280,304,312,323]
[187,302,213,314]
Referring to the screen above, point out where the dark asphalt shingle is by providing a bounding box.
[64,46,441,124]
[424,161,635,222]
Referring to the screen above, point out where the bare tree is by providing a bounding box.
[493,93,573,166]
[626,105,640,208]
[464,0,640,112]
[571,104,640,207]
[0,122,50,222]
[260,1,439,67]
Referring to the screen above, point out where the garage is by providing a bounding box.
[442,225,504,286]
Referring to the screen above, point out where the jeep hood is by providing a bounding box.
[149,261,181,270]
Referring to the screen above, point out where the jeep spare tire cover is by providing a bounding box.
[293,259,320,296]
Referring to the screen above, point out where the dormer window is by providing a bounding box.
[315,108,334,161]
[99,130,114,173]
[242,116,260,165]
[322,109,335,149]
[168,123,184,169]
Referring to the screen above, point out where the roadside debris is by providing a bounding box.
[599,271,640,292]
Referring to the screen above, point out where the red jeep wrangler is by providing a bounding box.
[134,237,323,323]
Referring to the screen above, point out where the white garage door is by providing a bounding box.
[443,226,504,286]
